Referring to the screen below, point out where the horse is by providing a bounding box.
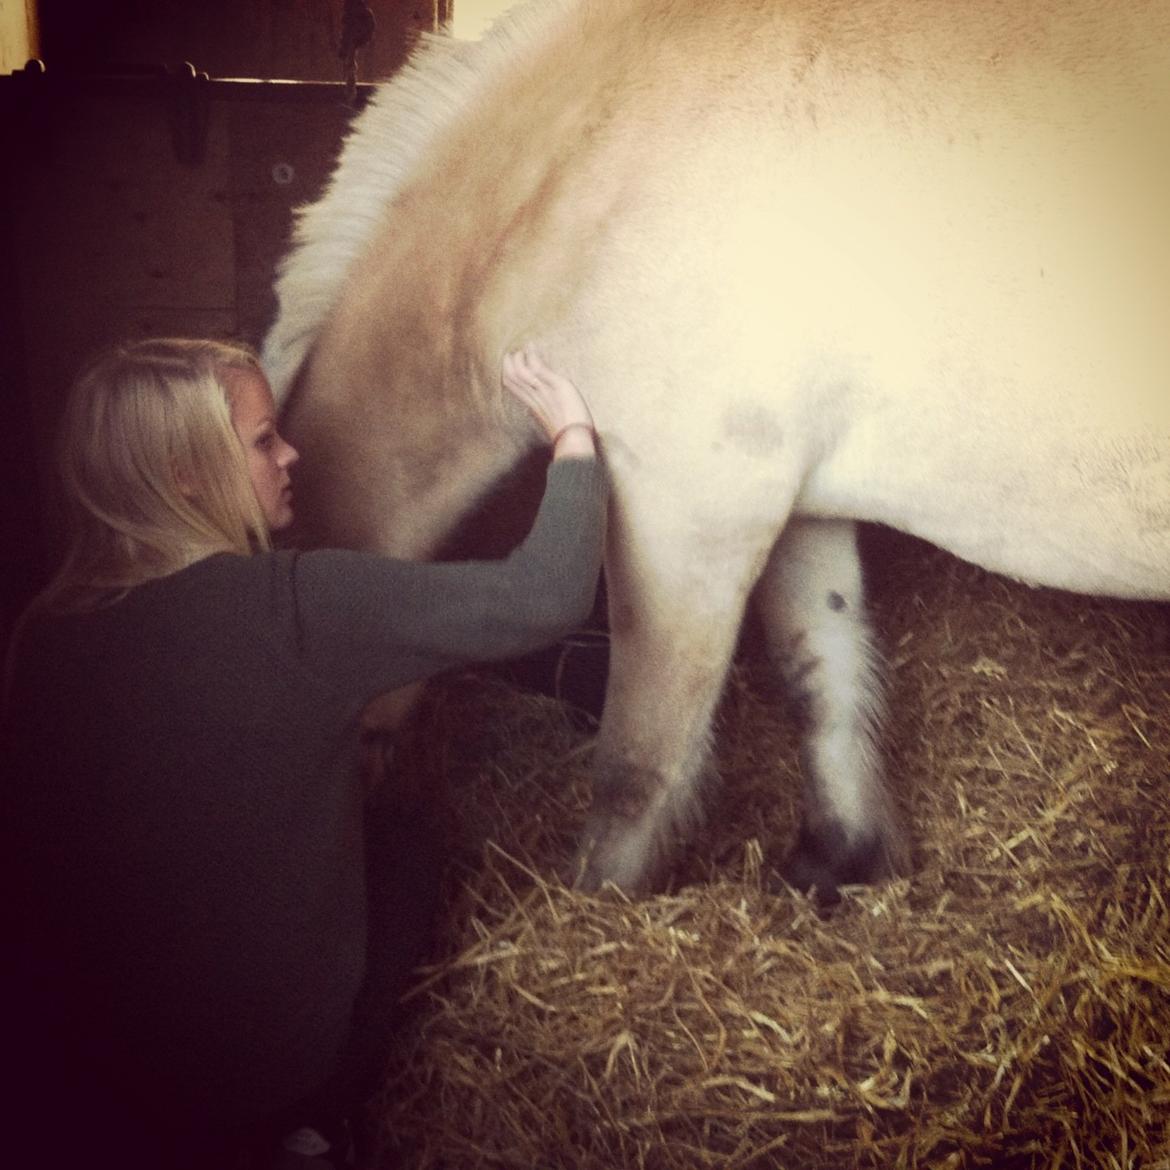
[262,0,1170,897]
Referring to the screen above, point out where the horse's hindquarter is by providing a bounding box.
[788,75,1170,598]
[563,1,1170,600]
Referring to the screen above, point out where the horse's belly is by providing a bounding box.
[799,388,1170,599]
[786,190,1170,597]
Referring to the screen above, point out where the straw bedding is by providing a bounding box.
[371,526,1170,1169]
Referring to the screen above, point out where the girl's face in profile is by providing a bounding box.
[223,367,300,532]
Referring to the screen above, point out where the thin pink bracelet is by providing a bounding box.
[551,421,596,448]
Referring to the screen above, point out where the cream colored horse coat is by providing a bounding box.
[264,0,1170,894]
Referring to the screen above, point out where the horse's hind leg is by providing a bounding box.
[754,518,907,896]
[576,487,769,894]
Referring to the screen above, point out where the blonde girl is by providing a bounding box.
[3,338,603,1170]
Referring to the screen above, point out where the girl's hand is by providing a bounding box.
[502,344,596,459]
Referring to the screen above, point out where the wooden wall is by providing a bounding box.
[32,1,450,82]
[0,2,446,641]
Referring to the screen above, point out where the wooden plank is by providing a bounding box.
[35,1,436,83]
[226,94,359,345]
[12,92,234,313]
[8,85,238,501]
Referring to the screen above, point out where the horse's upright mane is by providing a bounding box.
[261,0,577,403]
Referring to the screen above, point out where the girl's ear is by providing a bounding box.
[172,460,200,500]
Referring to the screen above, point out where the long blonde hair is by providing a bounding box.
[34,337,274,614]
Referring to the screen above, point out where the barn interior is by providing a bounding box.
[2,4,1168,1168]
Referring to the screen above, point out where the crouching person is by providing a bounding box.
[2,339,604,1168]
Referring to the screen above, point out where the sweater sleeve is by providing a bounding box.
[283,456,607,707]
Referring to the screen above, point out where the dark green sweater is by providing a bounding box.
[3,457,605,1125]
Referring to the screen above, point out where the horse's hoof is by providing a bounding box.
[775,820,886,904]
[570,815,666,897]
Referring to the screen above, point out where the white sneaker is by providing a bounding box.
[274,1124,346,1168]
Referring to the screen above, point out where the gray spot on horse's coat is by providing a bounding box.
[789,688,815,730]
[1141,504,1170,532]
[828,591,847,611]
[720,404,784,458]
[592,760,664,821]
[787,658,819,690]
